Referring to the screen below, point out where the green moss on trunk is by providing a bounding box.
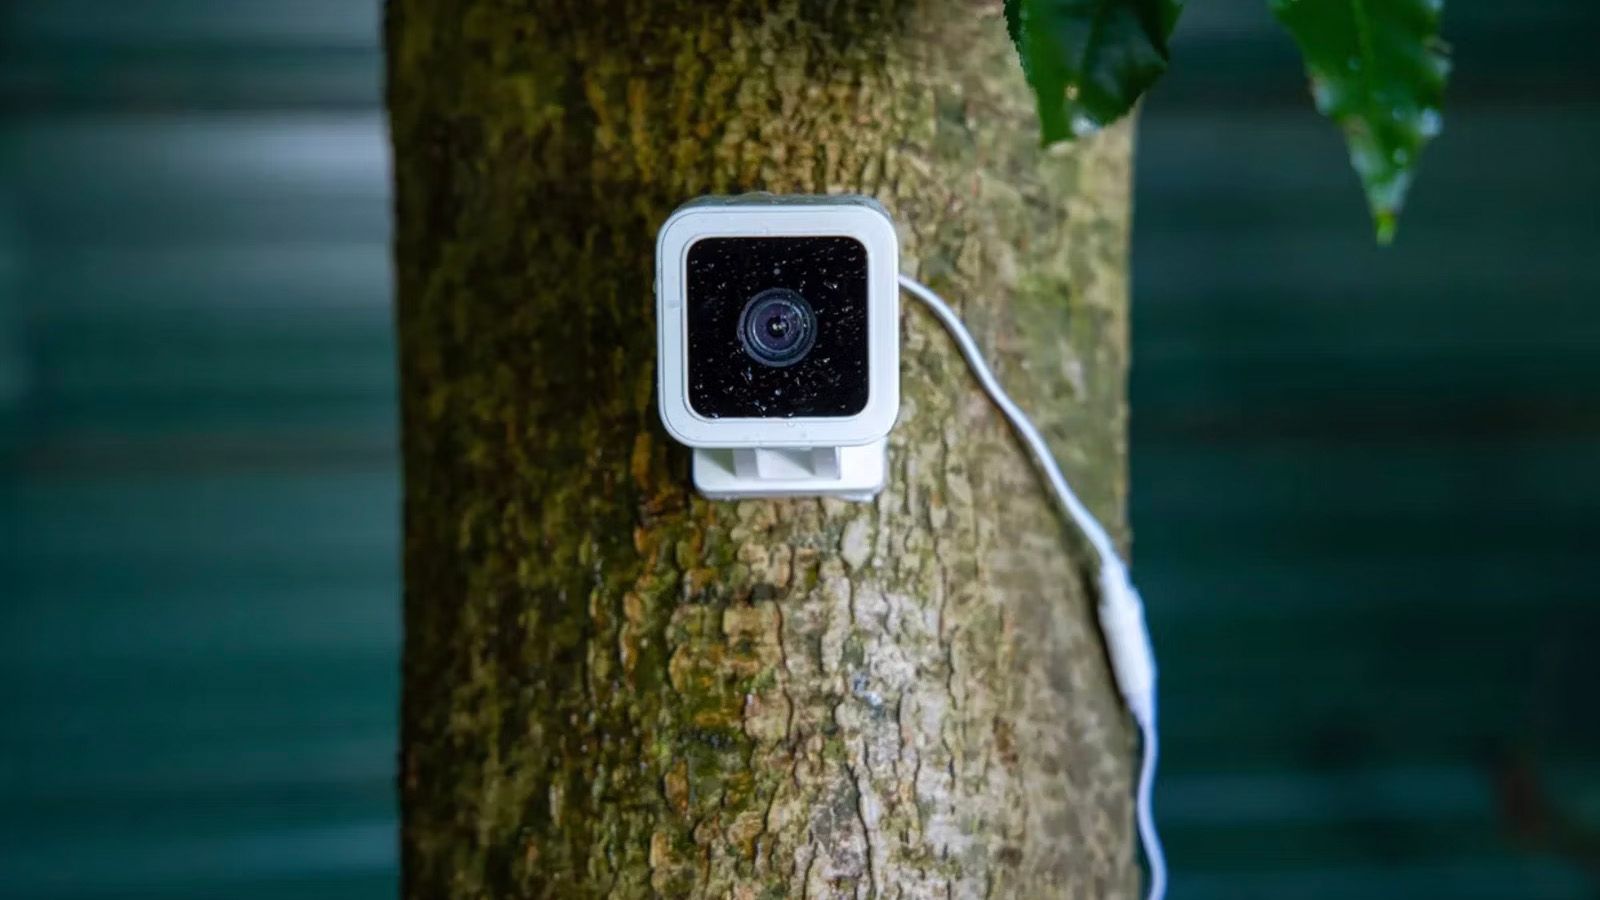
[390,0,1138,896]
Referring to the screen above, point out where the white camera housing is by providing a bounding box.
[655,195,900,500]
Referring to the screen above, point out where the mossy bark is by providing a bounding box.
[390,1,1139,897]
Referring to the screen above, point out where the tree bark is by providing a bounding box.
[389,1,1138,897]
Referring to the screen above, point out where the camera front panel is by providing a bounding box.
[685,235,870,419]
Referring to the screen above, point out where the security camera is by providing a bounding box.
[655,195,900,499]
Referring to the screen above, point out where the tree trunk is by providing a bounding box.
[389,1,1138,897]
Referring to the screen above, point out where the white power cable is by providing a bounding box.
[899,273,1166,900]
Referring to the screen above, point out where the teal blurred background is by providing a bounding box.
[2,2,1597,898]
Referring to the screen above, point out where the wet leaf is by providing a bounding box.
[1271,0,1451,243]
[1005,0,1182,143]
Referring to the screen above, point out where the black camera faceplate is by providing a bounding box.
[685,236,870,419]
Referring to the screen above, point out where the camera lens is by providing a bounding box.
[737,288,817,368]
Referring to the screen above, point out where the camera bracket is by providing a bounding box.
[691,439,887,501]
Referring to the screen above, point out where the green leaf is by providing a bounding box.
[1006,0,1182,144]
[1271,0,1450,243]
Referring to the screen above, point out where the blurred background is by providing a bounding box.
[1,1,1596,898]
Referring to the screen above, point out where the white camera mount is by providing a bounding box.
[690,440,888,501]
